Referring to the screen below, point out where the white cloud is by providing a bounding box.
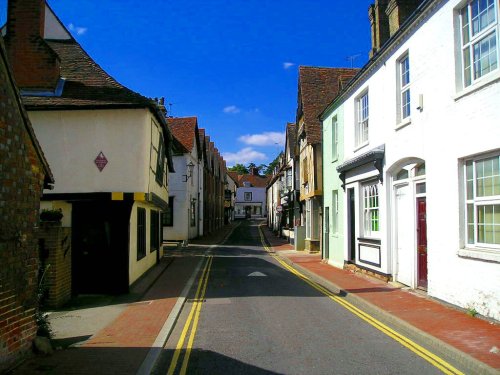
[68,23,88,36]
[222,147,267,165]
[283,62,295,69]
[223,105,241,114]
[238,131,285,147]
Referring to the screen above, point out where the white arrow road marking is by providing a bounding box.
[247,271,267,277]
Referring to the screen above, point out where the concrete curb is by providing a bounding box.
[275,253,497,375]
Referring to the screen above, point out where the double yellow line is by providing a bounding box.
[167,256,213,375]
[257,225,464,375]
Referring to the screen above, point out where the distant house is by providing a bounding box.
[0,34,53,370]
[225,171,237,223]
[229,169,270,219]
[4,0,174,294]
[295,66,358,253]
[267,123,297,243]
[164,117,202,242]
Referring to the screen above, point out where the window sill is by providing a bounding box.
[457,247,500,263]
[395,118,411,130]
[353,142,369,153]
[454,71,500,101]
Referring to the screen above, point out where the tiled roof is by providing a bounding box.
[297,66,359,145]
[22,39,154,110]
[198,128,206,149]
[227,171,270,188]
[167,117,198,153]
[286,122,296,158]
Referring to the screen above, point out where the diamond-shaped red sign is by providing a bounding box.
[94,151,108,172]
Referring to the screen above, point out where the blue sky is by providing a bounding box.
[0,0,374,166]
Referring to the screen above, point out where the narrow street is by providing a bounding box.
[152,220,442,375]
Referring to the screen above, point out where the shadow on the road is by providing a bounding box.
[7,345,282,375]
[153,348,283,375]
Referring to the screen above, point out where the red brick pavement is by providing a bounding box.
[261,225,500,370]
[10,257,199,375]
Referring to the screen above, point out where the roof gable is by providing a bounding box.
[168,117,200,155]
[297,66,359,145]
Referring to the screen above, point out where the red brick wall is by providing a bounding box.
[0,37,46,370]
[38,225,72,309]
[4,0,60,90]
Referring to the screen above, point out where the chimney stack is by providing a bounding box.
[250,167,259,176]
[386,0,420,37]
[5,0,60,90]
[368,0,390,58]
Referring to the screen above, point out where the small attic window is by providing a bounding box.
[243,182,251,187]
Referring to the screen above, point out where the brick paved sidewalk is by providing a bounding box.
[260,224,500,373]
[9,257,199,375]
[8,223,239,375]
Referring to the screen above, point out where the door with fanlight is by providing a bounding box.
[395,184,414,287]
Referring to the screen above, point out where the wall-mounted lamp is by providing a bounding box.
[183,161,195,182]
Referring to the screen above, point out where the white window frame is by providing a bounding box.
[397,53,411,125]
[362,182,380,238]
[464,152,500,248]
[459,0,499,88]
[286,168,293,189]
[244,192,252,201]
[332,190,339,234]
[332,116,339,161]
[355,90,369,148]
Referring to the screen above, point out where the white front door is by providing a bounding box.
[395,184,414,287]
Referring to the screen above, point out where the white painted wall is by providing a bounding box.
[29,109,153,194]
[338,0,500,319]
[163,145,201,241]
[235,186,267,218]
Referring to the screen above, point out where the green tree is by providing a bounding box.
[228,163,249,174]
[264,152,283,175]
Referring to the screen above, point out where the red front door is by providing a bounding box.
[417,197,427,289]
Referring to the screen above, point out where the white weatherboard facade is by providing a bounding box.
[331,0,500,319]
[31,108,167,286]
[267,173,282,231]
[164,145,202,241]
[235,185,267,219]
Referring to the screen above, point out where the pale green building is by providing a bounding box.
[321,103,346,268]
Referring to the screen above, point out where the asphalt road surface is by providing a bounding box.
[153,219,443,375]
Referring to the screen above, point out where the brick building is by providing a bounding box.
[0,34,53,371]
